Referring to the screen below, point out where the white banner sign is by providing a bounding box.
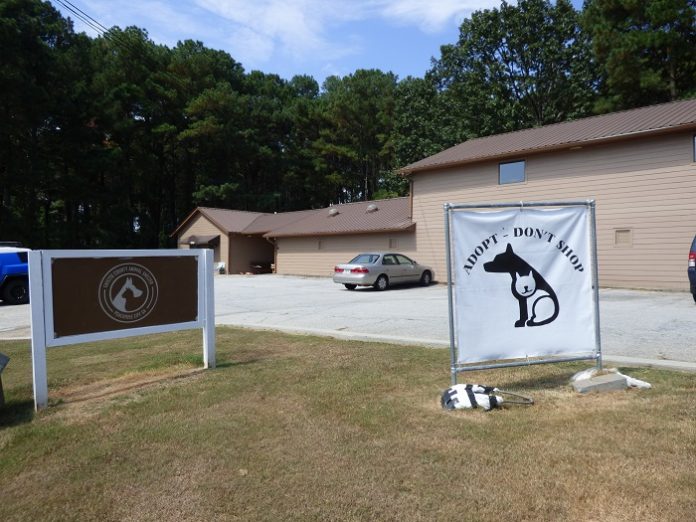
[452,206,595,364]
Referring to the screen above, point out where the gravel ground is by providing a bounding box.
[2,275,696,364]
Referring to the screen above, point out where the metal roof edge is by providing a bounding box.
[264,222,416,239]
[399,121,696,176]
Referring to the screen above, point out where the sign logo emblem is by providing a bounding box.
[98,263,158,323]
[483,243,560,328]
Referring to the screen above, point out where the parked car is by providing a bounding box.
[333,252,434,291]
[0,246,29,305]
[689,236,696,303]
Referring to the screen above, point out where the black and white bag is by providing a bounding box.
[441,384,533,411]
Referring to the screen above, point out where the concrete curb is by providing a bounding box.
[223,322,450,348]
[5,320,696,373]
[602,354,696,372]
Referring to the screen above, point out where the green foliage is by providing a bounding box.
[316,70,398,202]
[430,0,597,137]
[583,0,696,111]
[1,0,692,249]
[393,75,467,168]
[193,182,240,207]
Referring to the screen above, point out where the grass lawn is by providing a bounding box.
[1,328,695,521]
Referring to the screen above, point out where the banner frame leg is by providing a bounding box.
[444,203,458,385]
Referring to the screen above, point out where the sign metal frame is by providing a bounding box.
[29,249,216,410]
[444,200,602,385]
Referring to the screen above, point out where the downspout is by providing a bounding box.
[265,236,277,273]
[409,178,414,218]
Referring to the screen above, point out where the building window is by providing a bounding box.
[615,229,632,247]
[693,135,696,162]
[389,238,398,249]
[318,239,323,250]
[499,160,526,184]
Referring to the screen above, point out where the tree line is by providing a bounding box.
[1,0,694,248]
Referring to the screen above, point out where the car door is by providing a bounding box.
[395,254,420,282]
[381,254,402,283]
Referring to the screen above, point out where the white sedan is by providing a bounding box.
[333,252,434,291]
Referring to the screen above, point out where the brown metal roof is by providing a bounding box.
[170,207,267,237]
[241,209,321,235]
[263,197,414,238]
[198,207,266,233]
[171,198,414,239]
[401,98,696,174]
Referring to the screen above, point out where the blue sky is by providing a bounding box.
[51,0,584,86]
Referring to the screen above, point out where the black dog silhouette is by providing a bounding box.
[483,244,559,327]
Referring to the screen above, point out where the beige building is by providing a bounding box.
[172,207,267,273]
[173,98,696,290]
[172,199,415,276]
[268,197,416,277]
[401,98,696,290]
[172,207,318,274]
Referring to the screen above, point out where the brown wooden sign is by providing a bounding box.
[51,256,198,338]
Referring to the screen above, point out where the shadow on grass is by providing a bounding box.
[215,359,262,369]
[0,399,34,428]
[502,370,577,391]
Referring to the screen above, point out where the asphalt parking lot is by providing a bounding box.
[2,275,696,368]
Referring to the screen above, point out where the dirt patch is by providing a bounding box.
[51,368,204,405]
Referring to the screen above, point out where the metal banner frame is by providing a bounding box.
[444,200,602,384]
[28,249,216,410]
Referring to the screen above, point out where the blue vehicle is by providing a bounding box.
[0,247,29,305]
[689,236,696,303]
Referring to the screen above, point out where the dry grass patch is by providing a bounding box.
[0,328,695,521]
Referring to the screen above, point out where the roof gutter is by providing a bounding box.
[265,223,416,239]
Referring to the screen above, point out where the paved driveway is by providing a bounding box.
[3,275,696,367]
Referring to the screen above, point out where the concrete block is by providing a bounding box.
[572,373,628,394]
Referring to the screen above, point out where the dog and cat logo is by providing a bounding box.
[98,263,159,323]
[483,244,559,328]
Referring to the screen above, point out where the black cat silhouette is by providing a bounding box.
[483,244,559,327]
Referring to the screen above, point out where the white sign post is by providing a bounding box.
[28,249,215,410]
[444,201,601,383]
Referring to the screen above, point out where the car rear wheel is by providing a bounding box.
[374,275,389,291]
[344,284,357,290]
[3,279,29,305]
[420,271,432,286]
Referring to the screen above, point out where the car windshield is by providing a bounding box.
[349,254,379,264]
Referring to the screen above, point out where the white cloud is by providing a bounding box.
[375,0,503,33]
[54,0,507,78]
[68,0,216,45]
[226,26,275,64]
[195,0,361,66]
[194,0,503,67]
